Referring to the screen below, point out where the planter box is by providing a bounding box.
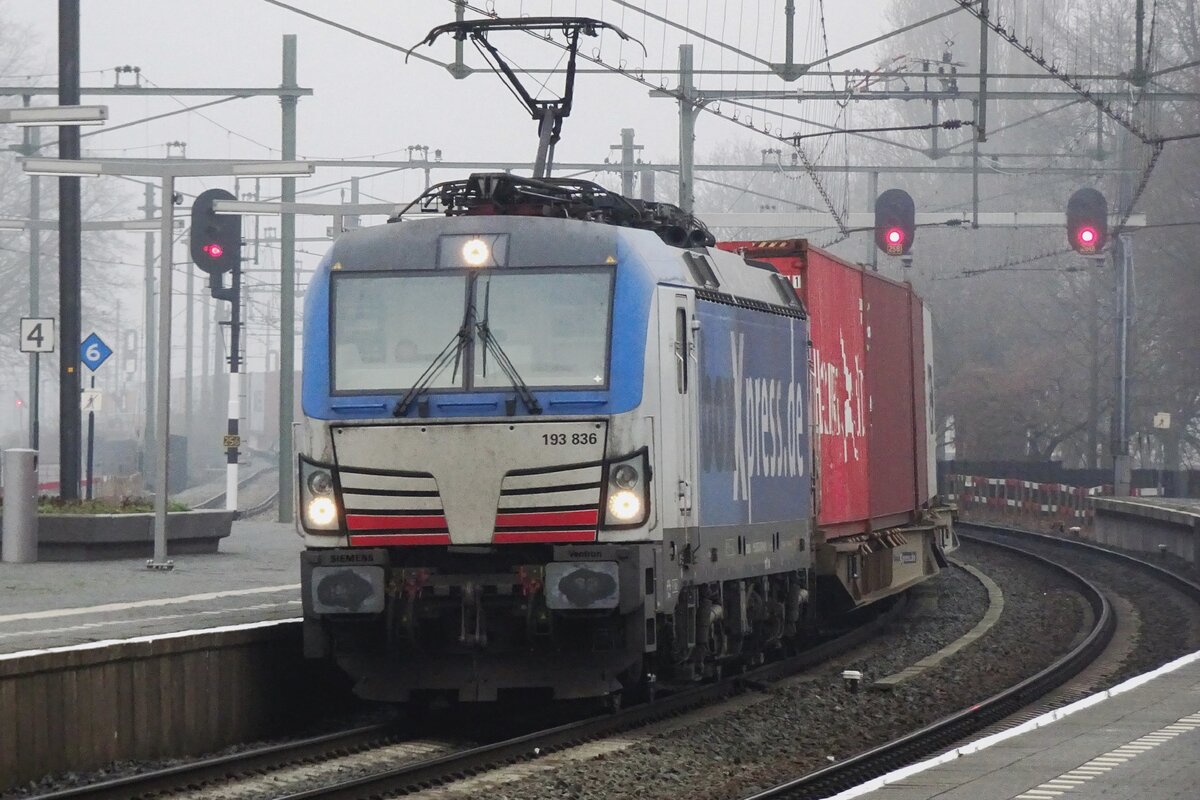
[34,510,235,561]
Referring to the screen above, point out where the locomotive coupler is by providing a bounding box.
[459,582,488,648]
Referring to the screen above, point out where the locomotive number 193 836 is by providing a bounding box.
[543,433,599,446]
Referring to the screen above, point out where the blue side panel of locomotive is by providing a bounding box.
[696,300,810,527]
[301,255,333,418]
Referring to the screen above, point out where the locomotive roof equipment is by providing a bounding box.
[391,171,716,249]
[413,17,644,179]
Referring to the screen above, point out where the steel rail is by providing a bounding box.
[240,488,281,518]
[29,723,398,800]
[960,521,1200,599]
[193,461,274,510]
[740,527,1125,799]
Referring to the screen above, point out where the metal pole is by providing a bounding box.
[678,45,696,213]
[142,182,157,488]
[1112,108,1135,495]
[25,114,41,454]
[1134,0,1145,83]
[348,176,361,230]
[201,289,210,426]
[85,375,95,500]
[783,0,795,71]
[977,0,989,142]
[1113,233,1133,496]
[31,355,39,455]
[185,250,194,482]
[931,98,940,155]
[149,173,175,570]
[450,0,470,79]
[226,258,241,513]
[620,128,635,196]
[1087,272,1100,468]
[971,100,980,228]
[640,167,655,202]
[278,34,298,523]
[867,170,878,270]
[58,0,82,500]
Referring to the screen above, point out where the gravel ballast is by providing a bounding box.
[428,540,1090,800]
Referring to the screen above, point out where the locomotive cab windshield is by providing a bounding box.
[331,267,614,398]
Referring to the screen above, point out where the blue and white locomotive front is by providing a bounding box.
[299,213,668,701]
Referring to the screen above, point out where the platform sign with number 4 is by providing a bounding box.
[19,317,55,353]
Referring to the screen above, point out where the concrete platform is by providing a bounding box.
[1093,496,1200,563]
[0,519,302,655]
[835,650,1200,800]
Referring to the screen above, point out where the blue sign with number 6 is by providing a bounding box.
[80,332,112,372]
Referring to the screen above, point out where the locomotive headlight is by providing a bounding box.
[603,450,650,528]
[462,238,489,267]
[611,464,639,489]
[299,456,341,533]
[307,497,338,527]
[307,469,333,496]
[607,490,642,522]
[438,234,508,268]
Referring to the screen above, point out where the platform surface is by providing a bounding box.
[841,651,1200,800]
[0,519,302,655]
[1094,495,1200,520]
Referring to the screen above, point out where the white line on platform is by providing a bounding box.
[0,616,303,662]
[822,648,1200,799]
[0,601,302,641]
[0,583,300,624]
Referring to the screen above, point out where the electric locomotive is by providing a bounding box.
[297,174,955,703]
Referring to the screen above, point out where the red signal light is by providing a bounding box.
[886,228,904,245]
[1078,227,1096,246]
[202,243,224,259]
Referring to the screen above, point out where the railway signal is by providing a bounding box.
[874,189,915,256]
[189,188,241,274]
[190,188,244,516]
[1066,188,1108,255]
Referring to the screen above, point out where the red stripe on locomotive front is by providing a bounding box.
[494,509,599,528]
[345,514,448,531]
[348,533,452,546]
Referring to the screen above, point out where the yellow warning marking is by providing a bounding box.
[605,255,616,264]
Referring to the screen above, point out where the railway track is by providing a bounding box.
[739,523,1200,800]
[192,461,278,518]
[29,598,909,800]
[30,722,400,800]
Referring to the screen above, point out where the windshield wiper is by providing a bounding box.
[392,300,474,417]
[476,318,542,415]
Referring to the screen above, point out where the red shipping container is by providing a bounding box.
[862,273,918,522]
[717,239,926,534]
